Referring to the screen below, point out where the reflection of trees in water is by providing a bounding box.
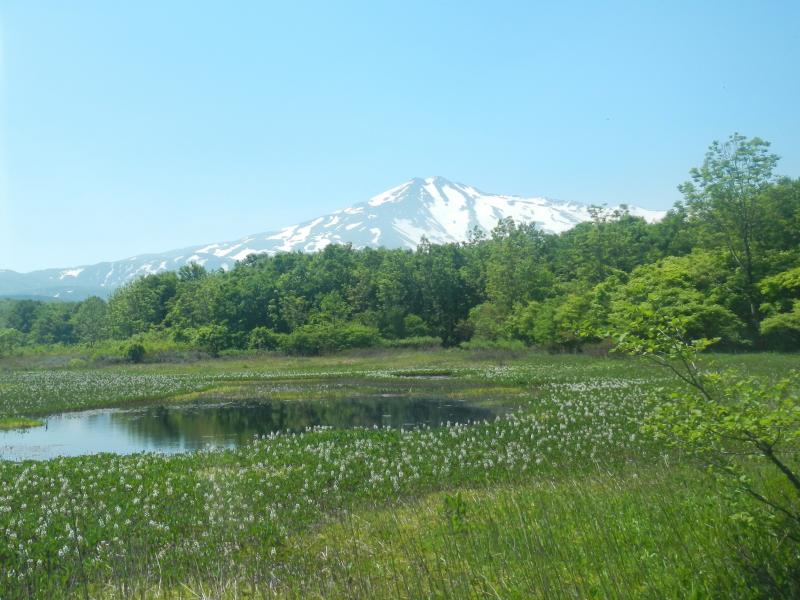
[112,398,495,448]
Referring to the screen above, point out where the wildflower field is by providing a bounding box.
[0,350,797,598]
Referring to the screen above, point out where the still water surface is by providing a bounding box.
[0,396,496,461]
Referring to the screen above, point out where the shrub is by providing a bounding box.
[337,323,381,350]
[282,323,380,356]
[759,302,800,351]
[124,342,146,363]
[191,324,231,357]
[248,327,285,351]
[402,314,430,338]
[466,303,507,341]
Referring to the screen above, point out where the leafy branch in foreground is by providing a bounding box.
[610,310,800,539]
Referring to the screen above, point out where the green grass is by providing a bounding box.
[0,416,44,430]
[277,471,754,599]
[0,348,797,598]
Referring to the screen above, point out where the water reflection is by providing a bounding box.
[0,396,495,461]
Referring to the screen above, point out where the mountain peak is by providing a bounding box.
[404,175,449,184]
[421,175,451,184]
[0,179,666,298]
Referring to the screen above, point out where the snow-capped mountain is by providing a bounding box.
[0,177,665,299]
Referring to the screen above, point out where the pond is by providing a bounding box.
[0,396,498,461]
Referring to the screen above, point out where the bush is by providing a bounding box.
[466,303,507,341]
[248,327,285,351]
[124,342,146,363]
[760,302,800,351]
[402,314,430,338]
[191,324,231,357]
[86,332,192,364]
[282,322,380,356]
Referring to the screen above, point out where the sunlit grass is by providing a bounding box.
[273,469,748,599]
[0,417,44,430]
[0,348,797,598]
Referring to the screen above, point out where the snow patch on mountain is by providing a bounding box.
[0,176,666,298]
[59,268,85,280]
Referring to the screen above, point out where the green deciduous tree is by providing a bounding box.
[70,296,109,345]
[414,240,473,345]
[555,208,657,284]
[608,251,746,348]
[29,303,76,345]
[0,328,25,357]
[467,302,507,342]
[107,273,178,338]
[485,219,555,312]
[680,134,779,335]
[6,300,42,334]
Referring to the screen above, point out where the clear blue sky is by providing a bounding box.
[1,1,798,272]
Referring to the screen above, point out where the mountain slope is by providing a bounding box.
[0,177,665,299]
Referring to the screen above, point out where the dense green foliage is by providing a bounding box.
[1,135,797,358]
[1,157,795,358]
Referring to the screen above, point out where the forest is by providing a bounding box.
[1,134,799,359]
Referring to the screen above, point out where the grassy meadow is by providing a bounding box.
[0,349,797,598]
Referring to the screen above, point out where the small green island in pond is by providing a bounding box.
[0,417,44,430]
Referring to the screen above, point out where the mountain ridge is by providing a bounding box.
[0,177,665,299]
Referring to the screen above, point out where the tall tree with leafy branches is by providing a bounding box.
[679,133,779,336]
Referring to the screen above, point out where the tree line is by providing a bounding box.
[1,134,798,357]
